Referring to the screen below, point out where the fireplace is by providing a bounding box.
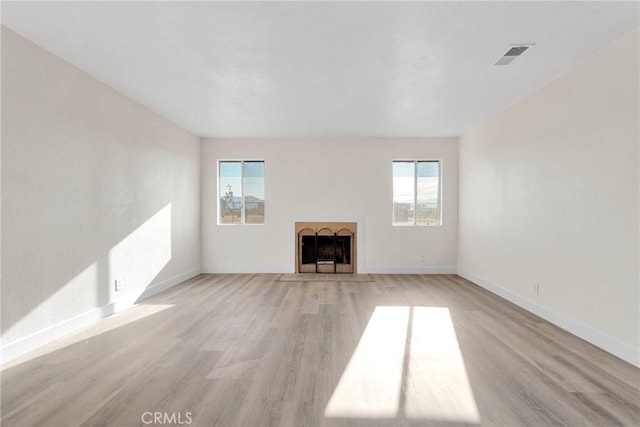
[296,222,357,273]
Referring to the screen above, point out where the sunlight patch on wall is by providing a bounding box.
[109,204,172,296]
[1,304,174,370]
[324,306,409,418]
[324,306,480,424]
[1,204,174,359]
[1,261,99,344]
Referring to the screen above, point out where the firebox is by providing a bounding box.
[296,222,356,273]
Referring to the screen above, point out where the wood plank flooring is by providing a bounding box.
[2,274,638,426]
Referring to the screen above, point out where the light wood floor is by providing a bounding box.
[2,274,639,426]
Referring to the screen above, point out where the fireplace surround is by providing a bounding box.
[295,222,357,273]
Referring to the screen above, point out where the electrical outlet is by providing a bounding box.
[115,279,123,292]
[533,282,540,296]
[420,255,427,264]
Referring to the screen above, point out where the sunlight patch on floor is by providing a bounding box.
[405,307,480,423]
[324,305,480,424]
[324,306,409,418]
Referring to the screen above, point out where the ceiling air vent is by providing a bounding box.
[495,44,534,66]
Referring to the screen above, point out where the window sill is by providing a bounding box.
[392,223,443,227]
[217,223,265,226]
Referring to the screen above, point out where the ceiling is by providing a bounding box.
[2,1,638,138]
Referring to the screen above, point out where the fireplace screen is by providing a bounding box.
[298,227,354,273]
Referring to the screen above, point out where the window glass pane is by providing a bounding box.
[219,161,242,224]
[416,161,440,225]
[393,161,415,225]
[244,161,265,224]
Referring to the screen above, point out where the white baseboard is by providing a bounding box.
[0,268,201,365]
[201,266,458,275]
[457,270,640,367]
[201,266,290,274]
[363,267,458,274]
[135,269,202,302]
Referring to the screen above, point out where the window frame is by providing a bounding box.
[392,159,442,227]
[217,159,265,226]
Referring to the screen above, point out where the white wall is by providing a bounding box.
[458,31,639,365]
[201,138,458,273]
[1,28,201,358]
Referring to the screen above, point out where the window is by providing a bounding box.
[392,160,441,226]
[219,160,265,224]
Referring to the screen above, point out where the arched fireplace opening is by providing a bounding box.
[296,222,356,273]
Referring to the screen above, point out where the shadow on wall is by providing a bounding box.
[1,202,173,346]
